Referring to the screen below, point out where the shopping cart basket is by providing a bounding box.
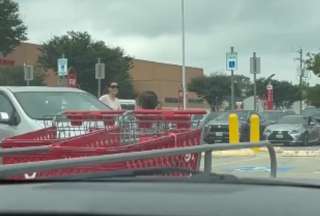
[2,110,206,179]
[1,110,124,148]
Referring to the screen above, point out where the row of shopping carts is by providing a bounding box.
[0,109,206,180]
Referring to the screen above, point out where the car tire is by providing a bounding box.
[303,133,309,146]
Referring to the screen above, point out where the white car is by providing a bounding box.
[0,86,110,142]
[119,99,136,110]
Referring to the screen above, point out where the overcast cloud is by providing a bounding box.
[16,0,320,85]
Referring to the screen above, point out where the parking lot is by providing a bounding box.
[203,146,320,179]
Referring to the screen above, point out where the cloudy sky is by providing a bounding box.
[16,0,320,85]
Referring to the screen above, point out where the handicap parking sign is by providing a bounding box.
[226,52,238,71]
[58,58,68,76]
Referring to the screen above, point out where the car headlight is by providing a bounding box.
[264,129,271,135]
[204,125,211,133]
[289,129,301,134]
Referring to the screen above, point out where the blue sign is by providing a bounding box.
[226,52,238,71]
[57,58,68,76]
[228,60,236,69]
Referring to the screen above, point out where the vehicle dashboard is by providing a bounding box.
[0,178,319,216]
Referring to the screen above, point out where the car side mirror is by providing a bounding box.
[0,112,10,124]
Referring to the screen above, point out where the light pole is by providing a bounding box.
[228,46,237,111]
[181,0,187,109]
[298,49,303,114]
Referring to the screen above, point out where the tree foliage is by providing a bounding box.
[306,85,320,107]
[0,66,44,86]
[0,0,27,56]
[305,52,320,77]
[188,74,251,110]
[254,78,300,108]
[189,74,301,110]
[38,31,134,98]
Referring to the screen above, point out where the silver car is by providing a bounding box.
[0,86,110,142]
[263,115,320,146]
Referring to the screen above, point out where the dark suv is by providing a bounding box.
[204,110,266,144]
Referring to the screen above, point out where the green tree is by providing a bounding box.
[38,31,134,98]
[305,52,320,77]
[188,74,251,110]
[0,66,44,86]
[306,85,320,107]
[0,0,27,56]
[254,78,300,108]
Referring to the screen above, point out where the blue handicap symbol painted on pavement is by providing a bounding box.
[225,166,293,173]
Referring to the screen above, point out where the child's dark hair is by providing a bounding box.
[137,91,158,109]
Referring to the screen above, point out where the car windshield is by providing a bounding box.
[215,111,249,121]
[278,116,305,124]
[263,112,287,122]
[303,108,320,117]
[3,0,320,189]
[14,91,109,119]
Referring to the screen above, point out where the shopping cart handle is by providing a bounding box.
[133,109,206,115]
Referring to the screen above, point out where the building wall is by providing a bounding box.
[4,42,41,66]
[130,59,206,108]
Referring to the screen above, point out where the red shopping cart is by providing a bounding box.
[1,111,124,148]
[2,110,206,180]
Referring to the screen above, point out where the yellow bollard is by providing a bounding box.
[250,114,261,152]
[228,113,239,144]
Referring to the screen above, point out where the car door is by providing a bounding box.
[0,93,19,141]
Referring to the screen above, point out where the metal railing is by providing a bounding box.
[0,141,277,178]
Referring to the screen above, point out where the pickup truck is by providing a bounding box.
[0,86,110,142]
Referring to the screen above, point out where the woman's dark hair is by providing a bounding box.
[137,91,158,109]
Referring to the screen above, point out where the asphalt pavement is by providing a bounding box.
[201,146,320,179]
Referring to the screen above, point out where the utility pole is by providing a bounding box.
[230,46,235,111]
[253,52,257,111]
[226,46,238,111]
[298,49,303,114]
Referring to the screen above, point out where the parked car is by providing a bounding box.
[204,110,267,144]
[191,112,207,128]
[202,111,224,126]
[262,110,296,125]
[302,107,320,117]
[0,86,110,142]
[263,115,320,146]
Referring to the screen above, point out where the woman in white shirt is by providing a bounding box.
[99,82,121,110]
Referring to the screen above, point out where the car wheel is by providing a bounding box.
[303,133,309,146]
